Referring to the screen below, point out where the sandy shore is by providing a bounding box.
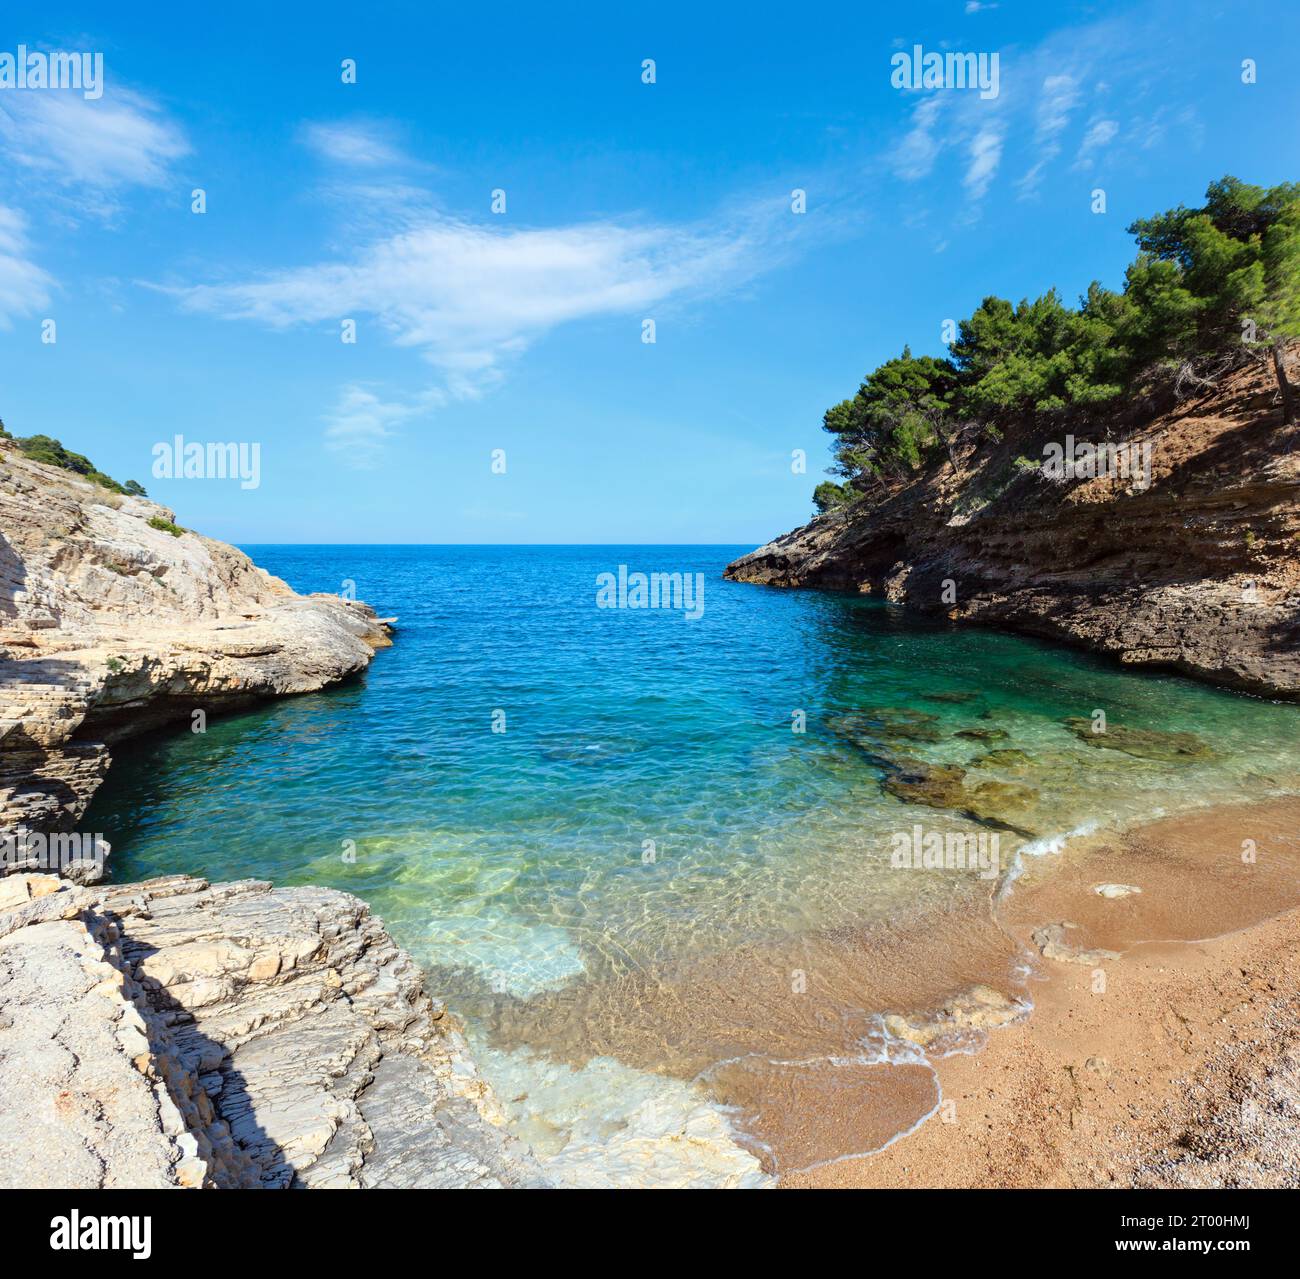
[788,796,1300,1188]
[457,793,1300,1184]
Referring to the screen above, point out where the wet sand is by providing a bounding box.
[466,887,1024,1173]
[789,796,1300,1188]
[448,796,1300,1183]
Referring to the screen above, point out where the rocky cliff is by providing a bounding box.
[727,357,1300,698]
[0,872,545,1188]
[0,445,545,1189]
[0,445,392,877]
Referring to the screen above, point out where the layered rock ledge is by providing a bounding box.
[0,446,393,872]
[726,359,1300,698]
[0,872,545,1188]
[0,447,543,1189]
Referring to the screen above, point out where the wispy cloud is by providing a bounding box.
[1016,73,1081,197]
[324,384,444,466]
[0,86,187,201]
[1073,117,1119,169]
[166,201,795,397]
[0,206,53,325]
[1036,74,1083,144]
[964,126,1004,200]
[889,71,1013,209]
[299,120,408,169]
[0,79,185,303]
[893,94,949,181]
[887,10,1192,219]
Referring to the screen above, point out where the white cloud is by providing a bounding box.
[964,127,1004,200]
[0,206,53,325]
[0,81,185,297]
[889,73,1016,207]
[893,94,949,181]
[324,384,444,466]
[300,120,407,168]
[168,203,790,397]
[1016,73,1081,197]
[1035,74,1082,144]
[0,86,187,195]
[888,12,1173,216]
[1073,117,1120,168]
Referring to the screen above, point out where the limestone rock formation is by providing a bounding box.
[0,447,552,1189]
[0,446,393,874]
[726,358,1300,698]
[0,873,545,1189]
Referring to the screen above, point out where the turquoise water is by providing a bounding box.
[88,545,1300,1181]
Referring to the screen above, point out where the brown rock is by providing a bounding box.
[724,355,1300,700]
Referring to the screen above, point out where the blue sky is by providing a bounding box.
[1,0,1297,544]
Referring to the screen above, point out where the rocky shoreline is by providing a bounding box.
[0,872,544,1188]
[726,359,1300,699]
[0,449,544,1188]
[1,446,394,868]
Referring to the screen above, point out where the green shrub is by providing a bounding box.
[812,480,852,513]
[0,424,153,493]
[14,434,127,492]
[148,515,185,538]
[818,174,1300,503]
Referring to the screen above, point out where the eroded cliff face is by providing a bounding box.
[0,446,393,873]
[727,358,1300,698]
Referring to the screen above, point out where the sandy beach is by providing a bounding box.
[789,797,1300,1188]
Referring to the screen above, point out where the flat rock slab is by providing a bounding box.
[0,906,186,1188]
[0,873,545,1188]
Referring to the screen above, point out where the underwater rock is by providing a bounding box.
[881,760,969,809]
[831,712,1040,829]
[964,780,1037,824]
[972,748,1033,769]
[1031,921,1121,965]
[1062,718,1214,761]
[884,984,1030,1047]
[827,708,944,750]
[955,727,1009,742]
[880,760,1038,831]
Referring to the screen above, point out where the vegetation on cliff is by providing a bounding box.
[147,515,186,537]
[0,419,146,496]
[815,176,1300,513]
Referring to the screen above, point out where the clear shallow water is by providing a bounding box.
[88,545,1300,1181]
